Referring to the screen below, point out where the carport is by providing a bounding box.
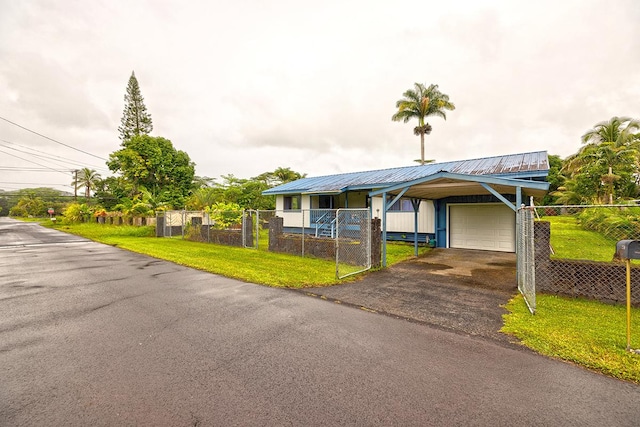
[369,172,550,266]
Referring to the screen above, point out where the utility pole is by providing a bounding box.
[73,169,78,202]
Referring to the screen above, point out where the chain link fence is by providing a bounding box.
[335,209,372,279]
[157,210,252,247]
[522,205,640,307]
[265,208,370,260]
[156,208,376,277]
[159,210,185,238]
[517,207,536,313]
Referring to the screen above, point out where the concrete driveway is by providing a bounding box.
[304,248,518,345]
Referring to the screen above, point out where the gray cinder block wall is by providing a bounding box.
[534,221,639,306]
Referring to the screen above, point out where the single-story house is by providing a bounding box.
[263,151,550,259]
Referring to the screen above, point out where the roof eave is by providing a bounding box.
[368,171,550,198]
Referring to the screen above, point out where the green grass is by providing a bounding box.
[542,216,619,262]
[42,221,423,288]
[385,241,430,264]
[502,294,640,383]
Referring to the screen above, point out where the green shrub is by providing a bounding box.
[63,203,93,223]
[577,207,640,240]
[205,202,243,229]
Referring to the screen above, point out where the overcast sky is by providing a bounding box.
[1,0,639,194]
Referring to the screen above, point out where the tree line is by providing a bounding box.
[544,116,640,205]
[3,78,638,218]
[3,72,304,218]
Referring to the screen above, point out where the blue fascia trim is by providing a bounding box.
[368,171,549,197]
[262,189,302,195]
[488,171,549,180]
[344,184,390,192]
[302,190,344,195]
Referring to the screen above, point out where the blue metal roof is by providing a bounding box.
[263,151,549,195]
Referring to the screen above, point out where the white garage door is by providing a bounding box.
[449,204,515,252]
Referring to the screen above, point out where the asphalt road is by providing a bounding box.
[1,217,639,426]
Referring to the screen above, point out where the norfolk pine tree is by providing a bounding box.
[118,71,153,141]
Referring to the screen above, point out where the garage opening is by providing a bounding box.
[448,203,516,252]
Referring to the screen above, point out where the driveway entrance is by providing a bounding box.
[304,248,517,344]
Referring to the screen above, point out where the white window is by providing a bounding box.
[284,195,301,210]
[388,197,415,212]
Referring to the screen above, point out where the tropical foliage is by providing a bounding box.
[205,202,243,229]
[8,71,306,218]
[107,135,195,209]
[576,207,640,241]
[63,203,93,223]
[185,167,306,211]
[550,116,640,205]
[73,168,101,200]
[2,188,68,217]
[392,83,455,165]
[8,194,46,217]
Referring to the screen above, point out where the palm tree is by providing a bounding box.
[581,116,640,148]
[271,167,306,185]
[74,168,101,201]
[584,142,635,203]
[392,83,455,165]
[564,117,639,176]
[550,178,587,205]
[562,117,640,204]
[186,187,219,210]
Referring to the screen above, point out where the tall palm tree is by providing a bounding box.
[74,168,101,201]
[392,83,455,165]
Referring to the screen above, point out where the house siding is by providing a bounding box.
[370,197,434,233]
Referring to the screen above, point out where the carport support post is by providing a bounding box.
[381,188,410,268]
[412,198,420,257]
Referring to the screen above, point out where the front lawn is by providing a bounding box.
[542,216,618,262]
[502,294,640,383]
[43,221,423,287]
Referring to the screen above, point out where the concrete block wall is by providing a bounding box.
[534,221,640,306]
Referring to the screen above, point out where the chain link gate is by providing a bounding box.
[336,209,372,279]
[517,206,536,313]
[163,210,183,238]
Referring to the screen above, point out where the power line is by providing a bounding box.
[0,138,110,172]
[0,193,81,198]
[0,141,84,172]
[0,167,71,172]
[0,148,74,177]
[0,115,108,161]
[0,181,71,186]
